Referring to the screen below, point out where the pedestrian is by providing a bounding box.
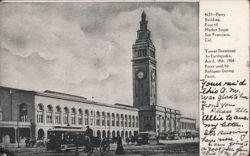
[25,138,29,147]
[27,137,30,147]
[125,137,129,145]
[157,135,160,144]
[85,126,93,138]
[115,136,124,155]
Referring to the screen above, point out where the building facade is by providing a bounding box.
[0,87,139,147]
[179,117,197,138]
[0,11,196,147]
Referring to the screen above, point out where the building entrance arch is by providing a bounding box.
[102,130,106,138]
[107,131,110,138]
[112,131,115,138]
[97,130,101,138]
[125,131,128,138]
[37,129,44,140]
[121,131,124,138]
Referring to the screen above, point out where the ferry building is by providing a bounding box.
[0,12,196,147]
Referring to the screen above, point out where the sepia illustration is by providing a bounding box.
[0,2,199,156]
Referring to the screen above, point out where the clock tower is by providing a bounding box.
[132,11,157,110]
[131,11,181,133]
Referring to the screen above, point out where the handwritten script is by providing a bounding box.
[200,79,249,156]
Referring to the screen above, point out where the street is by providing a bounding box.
[3,139,199,156]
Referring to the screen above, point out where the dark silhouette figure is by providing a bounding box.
[125,137,130,145]
[25,138,31,147]
[85,126,93,155]
[25,138,29,147]
[115,136,124,155]
[85,126,93,138]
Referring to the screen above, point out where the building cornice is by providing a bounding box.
[35,92,139,112]
[0,86,138,112]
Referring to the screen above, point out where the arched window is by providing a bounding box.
[121,114,124,127]
[125,115,128,127]
[63,107,69,124]
[85,110,89,126]
[107,113,110,126]
[111,113,115,127]
[96,111,100,126]
[37,104,44,123]
[96,111,101,126]
[116,114,120,127]
[129,115,131,127]
[46,105,53,123]
[55,106,61,124]
[71,108,76,125]
[78,109,83,125]
[20,103,28,122]
[90,111,94,126]
[102,112,105,126]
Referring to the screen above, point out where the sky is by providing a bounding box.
[0,2,199,119]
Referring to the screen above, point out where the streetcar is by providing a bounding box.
[47,128,86,152]
[46,127,111,155]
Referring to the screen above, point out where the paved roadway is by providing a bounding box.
[5,139,199,156]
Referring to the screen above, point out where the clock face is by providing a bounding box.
[137,71,144,79]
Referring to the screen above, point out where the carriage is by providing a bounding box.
[46,128,111,155]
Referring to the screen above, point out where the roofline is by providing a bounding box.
[0,86,139,112]
[35,92,139,112]
[45,90,87,100]
[0,85,35,93]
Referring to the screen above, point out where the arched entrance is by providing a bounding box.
[121,131,124,138]
[102,130,106,138]
[112,131,115,138]
[97,130,101,138]
[37,129,44,140]
[117,131,120,137]
[125,131,128,138]
[107,131,110,138]
[129,131,132,137]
